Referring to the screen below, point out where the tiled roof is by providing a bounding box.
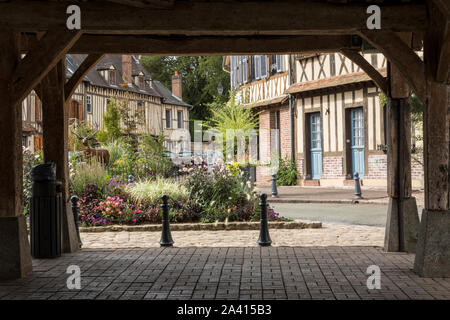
[286,68,387,94]
[66,54,190,108]
[152,80,192,108]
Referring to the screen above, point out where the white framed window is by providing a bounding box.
[165,109,172,128]
[243,56,248,83]
[86,95,92,113]
[255,55,261,80]
[260,55,268,78]
[177,110,183,129]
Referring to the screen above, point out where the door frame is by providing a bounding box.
[344,105,367,179]
[304,111,323,180]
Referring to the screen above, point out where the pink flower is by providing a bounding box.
[133,219,137,223]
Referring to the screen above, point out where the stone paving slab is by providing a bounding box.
[0,246,449,300]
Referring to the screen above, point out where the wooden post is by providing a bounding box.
[0,30,32,279]
[384,60,420,253]
[39,60,79,254]
[414,1,450,277]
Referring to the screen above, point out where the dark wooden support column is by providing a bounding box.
[39,60,79,254]
[414,0,450,277]
[0,30,32,279]
[384,61,420,253]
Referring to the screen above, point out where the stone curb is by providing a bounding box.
[266,198,389,204]
[79,221,322,233]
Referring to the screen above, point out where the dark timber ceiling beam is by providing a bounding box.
[1,1,427,34]
[359,30,426,103]
[21,34,355,55]
[340,48,388,94]
[433,0,450,83]
[12,30,82,107]
[64,53,104,103]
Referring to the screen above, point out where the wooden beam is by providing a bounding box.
[340,48,388,94]
[23,34,353,55]
[12,30,81,107]
[359,30,426,103]
[64,54,104,102]
[2,1,427,34]
[106,0,174,9]
[433,0,450,83]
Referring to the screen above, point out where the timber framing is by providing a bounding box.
[20,34,356,56]
[359,30,426,103]
[12,29,82,107]
[1,1,427,35]
[340,48,388,94]
[64,54,104,102]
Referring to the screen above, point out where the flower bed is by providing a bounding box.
[73,163,291,227]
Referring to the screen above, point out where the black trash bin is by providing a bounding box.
[30,162,62,258]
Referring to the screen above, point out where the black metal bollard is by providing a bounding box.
[271,174,279,198]
[354,173,362,199]
[258,193,272,247]
[160,194,174,247]
[71,195,83,248]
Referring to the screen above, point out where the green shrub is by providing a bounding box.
[104,139,127,165]
[276,156,298,186]
[126,179,188,206]
[70,159,109,196]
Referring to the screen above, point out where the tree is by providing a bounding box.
[97,97,122,145]
[140,56,230,120]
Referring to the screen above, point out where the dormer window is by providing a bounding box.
[138,76,145,89]
[109,70,116,85]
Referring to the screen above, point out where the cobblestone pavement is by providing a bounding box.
[0,246,449,300]
[79,223,385,248]
[1,224,449,300]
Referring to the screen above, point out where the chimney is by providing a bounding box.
[172,71,182,99]
[122,55,132,86]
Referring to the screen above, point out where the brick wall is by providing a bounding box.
[279,106,291,159]
[365,154,387,179]
[321,156,345,179]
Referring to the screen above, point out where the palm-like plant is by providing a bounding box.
[208,93,259,133]
[207,93,260,163]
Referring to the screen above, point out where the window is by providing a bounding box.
[165,109,172,128]
[109,70,116,85]
[254,55,268,80]
[242,56,248,83]
[177,110,183,129]
[138,101,145,118]
[86,95,92,113]
[270,55,283,75]
[231,56,237,89]
[330,54,336,77]
[371,54,378,68]
[138,76,145,89]
[249,56,255,81]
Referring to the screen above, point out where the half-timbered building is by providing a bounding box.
[22,54,191,153]
[228,53,424,188]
